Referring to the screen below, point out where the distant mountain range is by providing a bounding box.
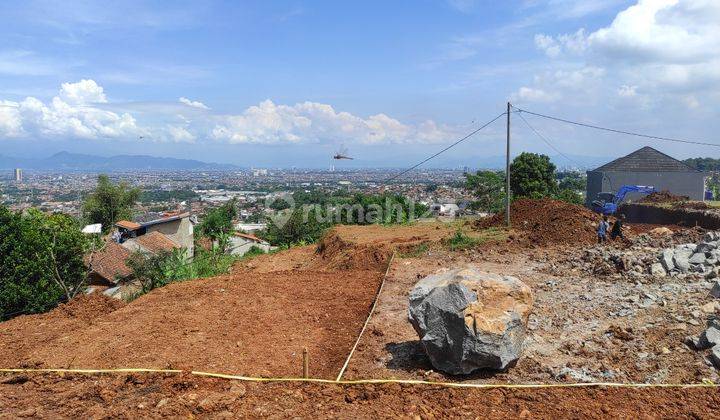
[0,151,238,171]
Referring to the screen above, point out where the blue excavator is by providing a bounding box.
[591,185,656,215]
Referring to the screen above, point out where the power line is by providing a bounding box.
[514,106,720,148]
[382,111,506,184]
[515,110,582,167]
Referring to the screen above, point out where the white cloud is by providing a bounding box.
[512,66,604,103]
[179,97,209,110]
[1,82,458,145]
[617,85,637,97]
[0,100,23,137]
[513,87,559,103]
[0,80,141,140]
[167,125,196,143]
[212,100,455,145]
[527,0,720,108]
[59,79,108,104]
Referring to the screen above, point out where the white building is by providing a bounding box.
[227,232,274,256]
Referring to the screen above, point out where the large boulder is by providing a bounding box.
[408,267,533,375]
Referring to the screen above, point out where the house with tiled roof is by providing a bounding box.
[87,242,133,286]
[87,212,195,287]
[115,211,194,257]
[121,231,181,255]
[227,231,273,256]
[586,146,707,205]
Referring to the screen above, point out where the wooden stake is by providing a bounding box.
[302,347,309,378]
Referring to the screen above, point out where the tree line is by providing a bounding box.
[464,152,585,213]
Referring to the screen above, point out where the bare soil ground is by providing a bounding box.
[2,216,720,416]
[1,372,719,419]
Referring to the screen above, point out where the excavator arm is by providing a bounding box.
[613,185,656,205]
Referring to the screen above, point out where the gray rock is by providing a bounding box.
[660,249,675,272]
[686,335,703,350]
[673,252,691,273]
[408,267,533,374]
[711,346,720,369]
[697,327,720,350]
[711,281,720,298]
[649,263,666,277]
[676,243,697,252]
[689,252,708,265]
[704,232,720,242]
[697,242,718,253]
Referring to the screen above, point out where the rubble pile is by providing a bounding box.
[655,232,720,278]
[687,317,720,368]
[561,228,708,281]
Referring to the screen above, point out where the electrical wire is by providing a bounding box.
[382,112,506,184]
[514,106,720,148]
[515,110,582,167]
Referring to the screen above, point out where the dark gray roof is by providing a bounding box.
[592,146,700,173]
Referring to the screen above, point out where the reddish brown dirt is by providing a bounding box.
[0,269,381,379]
[233,223,455,274]
[641,190,690,203]
[1,372,719,418]
[476,198,598,245]
[0,224,457,381]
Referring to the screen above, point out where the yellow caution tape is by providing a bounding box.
[1,368,718,389]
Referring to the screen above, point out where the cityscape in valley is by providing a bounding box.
[0,166,479,219]
[2,0,720,417]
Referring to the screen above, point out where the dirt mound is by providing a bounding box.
[640,190,689,203]
[673,201,710,210]
[476,198,598,245]
[315,231,392,272]
[54,293,125,322]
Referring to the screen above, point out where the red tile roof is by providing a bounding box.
[87,242,133,283]
[116,220,141,230]
[234,232,265,243]
[134,231,181,255]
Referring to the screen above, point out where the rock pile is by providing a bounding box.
[654,232,720,278]
[408,267,533,375]
[687,318,720,369]
[560,228,710,282]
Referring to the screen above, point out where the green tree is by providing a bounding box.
[553,188,584,205]
[510,152,557,198]
[0,206,90,320]
[82,174,140,232]
[557,171,586,191]
[197,199,238,245]
[261,207,331,247]
[464,170,506,212]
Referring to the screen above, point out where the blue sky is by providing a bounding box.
[1,0,719,168]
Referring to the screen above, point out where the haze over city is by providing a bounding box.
[1,0,718,167]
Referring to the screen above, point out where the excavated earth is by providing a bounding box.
[3,217,720,416]
[1,372,719,418]
[0,224,452,380]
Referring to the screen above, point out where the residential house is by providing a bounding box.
[227,232,274,256]
[586,146,706,205]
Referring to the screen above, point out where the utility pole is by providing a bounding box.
[505,102,511,227]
